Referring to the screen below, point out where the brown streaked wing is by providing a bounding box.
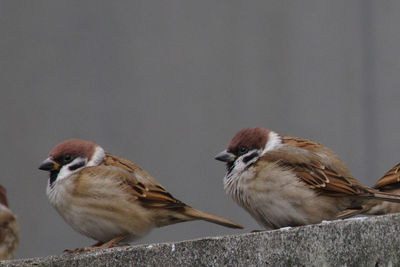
[374,163,400,189]
[262,155,370,197]
[102,152,143,173]
[278,136,370,196]
[281,136,322,151]
[292,162,365,195]
[102,153,186,209]
[123,179,186,209]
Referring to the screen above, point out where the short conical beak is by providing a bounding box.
[214,150,236,163]
[38,158,60,171]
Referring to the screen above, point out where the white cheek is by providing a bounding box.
[56,166,73,182]
[56,157,87,182]
[227,150,261,179]
[233,158,247,173]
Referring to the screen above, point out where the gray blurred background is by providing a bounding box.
[1,1,400,259]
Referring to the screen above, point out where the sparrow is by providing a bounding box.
[337,162,400,218]
[215,127,400,230]
[0,185,19,260]
[39,139,243,252]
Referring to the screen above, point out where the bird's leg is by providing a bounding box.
[63,241,103,253]
[64,235,129,253]
[96,234,129,249]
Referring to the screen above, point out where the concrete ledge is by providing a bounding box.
[2,213,400,266]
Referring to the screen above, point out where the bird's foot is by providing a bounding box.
[64,235,129,253]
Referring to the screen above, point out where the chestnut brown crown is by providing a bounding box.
[227,127,271,155]
[48,139,97,163]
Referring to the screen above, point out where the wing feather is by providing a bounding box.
[263,136,371,197]
[101,153,186,209]
[374,163,400,189]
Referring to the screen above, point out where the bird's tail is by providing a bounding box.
[183,207,243,229]
[337,191,400,219]
[336,208,367,219]
[372,191,400,203]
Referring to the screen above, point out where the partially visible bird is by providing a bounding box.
[338,162,400,219]
[0,185,19,259]
[215,127,400,230]
[39,139,243,252]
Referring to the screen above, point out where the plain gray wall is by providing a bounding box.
[1,1,400,258]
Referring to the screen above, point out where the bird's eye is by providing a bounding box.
[63,154,72,163]
[238,146,248,155]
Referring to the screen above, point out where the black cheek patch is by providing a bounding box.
[243,152,259,164]
[68,161,86,171]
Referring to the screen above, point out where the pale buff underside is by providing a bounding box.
[225,161,353,229]
[47,166,165,243]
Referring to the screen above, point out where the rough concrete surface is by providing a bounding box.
[2,213,400,266]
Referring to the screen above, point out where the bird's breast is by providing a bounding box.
[224,162,342,229]
[46,171,155,242]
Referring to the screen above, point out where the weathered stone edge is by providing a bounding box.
[2,213,400,266]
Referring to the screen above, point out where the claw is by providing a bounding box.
[63,234,129,253]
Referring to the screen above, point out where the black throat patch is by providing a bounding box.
[49,170,59,187]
